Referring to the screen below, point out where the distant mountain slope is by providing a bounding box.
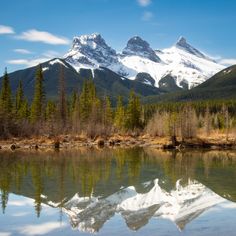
[146,65,236,102]
[0,58,164,102]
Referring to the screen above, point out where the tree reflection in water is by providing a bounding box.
[0,148,236,232]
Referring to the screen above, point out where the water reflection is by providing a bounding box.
[0,148,236,235]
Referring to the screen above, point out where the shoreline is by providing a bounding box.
[0,134,236,151]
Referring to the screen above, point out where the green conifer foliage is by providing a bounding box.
[79,80,98,123]
[126,90,142,130]
[104,96,113,125]
[114,96,125,130]
[30,65,45,122]
[58,65,67,124]
[18,99,29,120]
[46,100,56,121]
[0,68,12,114]
[15,80,24,111]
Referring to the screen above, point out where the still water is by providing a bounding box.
[0,148,236,236]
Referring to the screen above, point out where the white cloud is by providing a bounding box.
[142,11,153,21]
[219,58,236,66]
[18,222,66,236]
[13,49,32,54]
[138,0,151,7]
[7,58,50,67]
[16,29,70,45]
[0,233,11,236]
[7,49,63,68]
[0,25,14,34]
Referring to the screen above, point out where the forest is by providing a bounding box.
[0,64,236,141]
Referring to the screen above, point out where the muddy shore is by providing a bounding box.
[0,134,236,151]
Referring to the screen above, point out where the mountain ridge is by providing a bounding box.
[63,33,225,89]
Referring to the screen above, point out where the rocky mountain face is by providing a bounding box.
[122,36,161,63]
[63,33,225,90]
[175,36,214,62]
[65,33,118,69]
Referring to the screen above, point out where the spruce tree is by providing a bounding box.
[79,81,89,122]
[103,96,113,126]
[46,100,56,121]
[15,80,24,116]
[58,65,67,124]
[126,91,142,130]
[114,96,125,129]
[79,80,97,123]
[30,65,45,122]
[0,68,12,114]
[69,90,78,115]
[18,99,29,120]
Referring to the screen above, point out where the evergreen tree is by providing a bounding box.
[103,96,113,125]
[126,91,142,130]
[0,68,12,114]
[45,100,56,121]
[15,80,24,117]
[114,96,125,129]
[30,65,45,122]
[69,90,78,115]
[79,80,98,123]
[58,65,67,124]
[18,99,29,120]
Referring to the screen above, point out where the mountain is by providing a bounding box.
[0,33,227,101]
[64,33,225,90]
[152,65,236,102]
[122,36,161,63]
[64,33,129,76]
[2,58,163,102]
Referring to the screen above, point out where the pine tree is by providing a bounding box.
[0,68,12,114]
[103,96,113,125]
[204,106,212,136]
[30,65,45,122]
[114,96,125,129]
[18,99,29,120]
[79,81,89,123]
[69,90,77,115]
[79,80,98,123]
[126,91,142,130]
[45,100,56,121]
[58,65,67,124]
[15,80,24,116]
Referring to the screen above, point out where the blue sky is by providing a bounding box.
[0,0,236,72]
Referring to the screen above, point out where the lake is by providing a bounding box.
[0,148,236,236]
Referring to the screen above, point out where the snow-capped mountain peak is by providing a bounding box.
[64,33,118,71]
[176,36,188,47]
[122,36,161,63]
[72,33,112,51]
[175,36,215,62]
[64,33,225,89]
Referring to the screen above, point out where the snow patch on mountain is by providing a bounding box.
[63,33,225,89]
[49,58,68,68]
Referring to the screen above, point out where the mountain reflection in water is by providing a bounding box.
[0,148,236,235]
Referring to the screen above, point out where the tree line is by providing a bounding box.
[0,64,236,140]
[0,65,143,138]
